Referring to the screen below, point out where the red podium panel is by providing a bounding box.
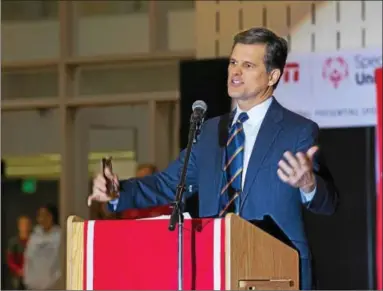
[83,218,225,290]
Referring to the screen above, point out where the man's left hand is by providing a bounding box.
[277,146,319,193]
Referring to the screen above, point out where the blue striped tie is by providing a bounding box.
[220,112,249,216]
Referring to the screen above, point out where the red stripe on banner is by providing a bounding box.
[375,67,382,291]
[83,221,88,291]
[91,218,219,290]
[220,219,226,290]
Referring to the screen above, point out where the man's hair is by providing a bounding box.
[136,163,158,174]
[233,27,288,89]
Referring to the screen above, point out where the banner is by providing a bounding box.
[276,49,382,289]
[375,67,382,291]
[276,48,382,128]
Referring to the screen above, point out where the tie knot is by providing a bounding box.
[237,112,249,124]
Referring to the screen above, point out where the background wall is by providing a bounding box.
[1,0,193,171]
[1,104,173,165]
[195,1,382,57]
[2,1,382,166]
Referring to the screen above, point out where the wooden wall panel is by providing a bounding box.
[195,1,382,57]
[219,1,241,57]
[195,1,217,58]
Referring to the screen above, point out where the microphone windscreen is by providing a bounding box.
[192,100,207,113]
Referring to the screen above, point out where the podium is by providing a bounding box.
[66,214,299,290]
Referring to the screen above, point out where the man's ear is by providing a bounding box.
[268,69,282,87]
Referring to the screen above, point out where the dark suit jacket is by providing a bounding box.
[110,98,339,286]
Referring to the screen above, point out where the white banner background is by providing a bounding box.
[275,48,382,128]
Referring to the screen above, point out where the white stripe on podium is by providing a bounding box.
[213,219,222,290]
[86,220,95,290]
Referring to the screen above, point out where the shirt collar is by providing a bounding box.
[233,96,273,126]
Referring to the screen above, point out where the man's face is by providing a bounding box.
[227,43,273,102]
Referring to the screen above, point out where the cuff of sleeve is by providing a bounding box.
[300,186,317,203]
[106,184,134,212]
[108,199,119,212]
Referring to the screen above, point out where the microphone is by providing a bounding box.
[191,100,207,123]
[169,100,207,230]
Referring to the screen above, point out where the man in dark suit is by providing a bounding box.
[88,27,339,290]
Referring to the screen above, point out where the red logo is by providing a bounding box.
[283,62,300,83]
[322,57,349,88]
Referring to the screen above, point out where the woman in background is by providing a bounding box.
[23,204,61,290]
[6,215,32,290]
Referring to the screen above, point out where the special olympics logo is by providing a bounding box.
[322,57,349,88]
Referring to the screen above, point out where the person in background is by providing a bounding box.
[7,215,32,290]
[119,163,172,219]
[136,163,158,178]
[23,204,61,290]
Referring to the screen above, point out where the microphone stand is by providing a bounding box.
[168,115,202,291]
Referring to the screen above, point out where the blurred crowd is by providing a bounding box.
[6,163,171,290]
[7,205,61,290]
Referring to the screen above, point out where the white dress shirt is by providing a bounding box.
[232,97,316,203]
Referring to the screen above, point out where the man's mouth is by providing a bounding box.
[230,78,243,86]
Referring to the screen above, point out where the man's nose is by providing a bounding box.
[231,65,242,76]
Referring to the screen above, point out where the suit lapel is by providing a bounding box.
[240,99,283,210]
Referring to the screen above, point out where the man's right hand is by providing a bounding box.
[88,168,119,206]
